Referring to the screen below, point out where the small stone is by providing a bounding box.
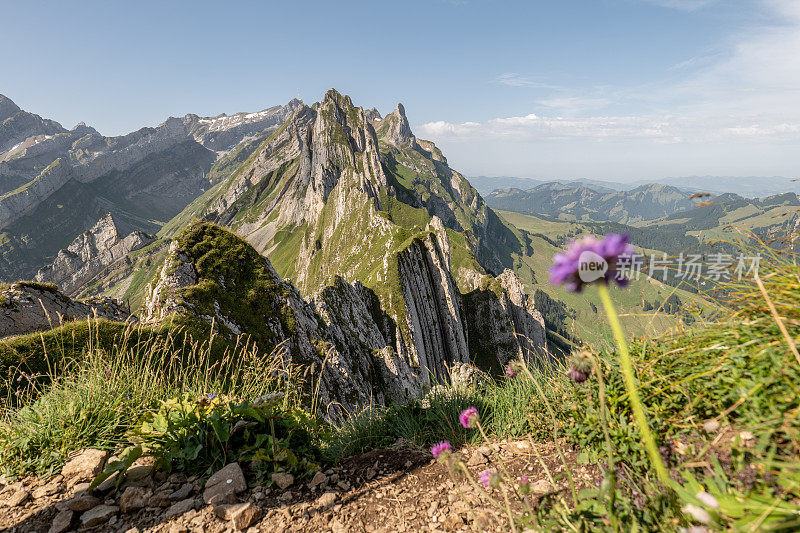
[740,431,756,445]
[703,420,720,433]
[316,492,337,508]
[530,479,553,494]
[4,488,30,508]
[203,463,247,505]
[48,510,74,533]
[33,481,61,499]
[467,448,489,466]
[279,491,293,501]
[271,472,294,490]
[168,524,188,533]
[61,449,109,483]
[165,497,196,518]
[80,504,119,527]
[214,502,263,530]
[427,501,439,517]
[147,490,172,507]
[119,487,151,513]
[67,493,101,511]
[127,456,156,481]
[94,471,120,493]
[308,471,327,488]
[169,483,193,501]
[71,482,90,494]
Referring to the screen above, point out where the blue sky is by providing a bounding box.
[2,0,798,180]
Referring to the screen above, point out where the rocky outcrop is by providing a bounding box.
[462,270,549,371]
[143,223,546,417]
[0,158,72,229]
[380,103,417,149]
[0,282,130,338]
[396,232,469,380]
[35,213,153,295]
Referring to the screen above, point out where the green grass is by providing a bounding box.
[0,320,295,477]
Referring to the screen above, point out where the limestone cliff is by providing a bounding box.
[34,213,153,295]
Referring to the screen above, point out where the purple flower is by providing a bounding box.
[505,364,516,378]
[431,441,452,460]
[206,393,218,400]
[480,469,500,488]
[519,476,531,495]
[549,234,634,292]
[568,367,590,384]
[459,406,479,429]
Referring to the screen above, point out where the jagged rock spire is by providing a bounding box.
[383,102,417,147]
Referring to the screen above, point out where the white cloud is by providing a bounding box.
[419,0,800,161]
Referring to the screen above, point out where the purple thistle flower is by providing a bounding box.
[459,406,479,429]
[505,364,516,378]
[568,367,590,384]
[479,469,500,488]
[431,441,452,460]
[549,233,634,292]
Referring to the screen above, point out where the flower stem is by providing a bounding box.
[597,283,669,484]
[590,353,619,532]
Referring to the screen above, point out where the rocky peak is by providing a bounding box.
[364,107,382,122]
[70,122,99,136]
[382,102,417,148]
[35,213,154,295]
[0,94,21,122]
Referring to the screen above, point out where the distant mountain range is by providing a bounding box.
[470,175,800,198]
[0,93,301,279]
[485,182,696,225]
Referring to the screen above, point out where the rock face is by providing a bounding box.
[143,222,545,417]
[0,282,130,338]
[35,213,153,294]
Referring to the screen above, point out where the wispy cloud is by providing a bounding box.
[495,73,563,90]
[644,0,716,11]
[420,0,800,149]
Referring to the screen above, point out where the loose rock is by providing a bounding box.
[119,486,152,513]
[48,510,74,533]
[80,504,119,527]
[272,472,294,490]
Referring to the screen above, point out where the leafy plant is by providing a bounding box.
[120,393,321,480]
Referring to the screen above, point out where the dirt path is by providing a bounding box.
[0,439,601,532]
